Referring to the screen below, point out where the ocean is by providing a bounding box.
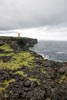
[30,40,67,62]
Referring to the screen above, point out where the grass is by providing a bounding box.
[0,44,13,52]
[0,43,38,70]
[0,43,14,57]
[14,71,27,77]
[0,79,15,93]
[61,74,67,79]
[58,74,67,84]
[41,68,46,74]
[0,51,36,70]
[0,52,14,57]
[28,77,40,85]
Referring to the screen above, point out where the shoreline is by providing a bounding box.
[30,40,67,63]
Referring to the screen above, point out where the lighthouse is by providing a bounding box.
[18,33,20,38]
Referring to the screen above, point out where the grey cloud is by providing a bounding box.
[0,0,67,30]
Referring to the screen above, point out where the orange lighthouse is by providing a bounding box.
[18,33,20,38]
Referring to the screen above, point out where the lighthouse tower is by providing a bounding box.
[18,33,20,38]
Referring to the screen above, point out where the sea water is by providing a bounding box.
[30,40,67,62]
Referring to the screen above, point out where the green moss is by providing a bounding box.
[0,51,36,70]
[0,87,5,93]
[0,79,15,93]
[28,77,40,85]
[4,79,15,84]
[41,68,46,74]
[61,74,67,79]
[58,80,63,84]
[14,71,27,77]
[58,74,67,84]
[0,44,13,52]
[0,52,14,57]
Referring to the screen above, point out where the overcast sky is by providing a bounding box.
[0,0,67,40]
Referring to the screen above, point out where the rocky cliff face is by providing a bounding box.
[0,37,67,100]
[0,37,37,51]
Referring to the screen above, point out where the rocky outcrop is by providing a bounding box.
[0,37,67,100]
[0,37,37,51]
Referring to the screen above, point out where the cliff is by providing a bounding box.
[0,37,67,100]
[0,37,37,51]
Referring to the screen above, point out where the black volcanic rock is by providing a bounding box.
[0,37,67,100]
[24,80,31,87]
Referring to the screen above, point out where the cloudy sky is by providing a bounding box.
[0,0,67,40]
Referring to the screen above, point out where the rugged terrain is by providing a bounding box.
[0,37,67,100]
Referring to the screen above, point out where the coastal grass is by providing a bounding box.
[0,51,36,70]
[41,68,46,74]
[58,74,67,84]
[28,77,40,85]
[0,79,15,93]
[0,52,14,57]
[61,74,67,79]
[0,44,13,52]
[14,71,27,77]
